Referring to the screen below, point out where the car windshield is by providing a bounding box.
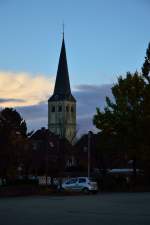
[65,178,77,184]
[78,178,86,183]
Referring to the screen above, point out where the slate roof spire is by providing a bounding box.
[49,33,76,102]
[53,35,71,95]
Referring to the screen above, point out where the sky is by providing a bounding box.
[0,0,150,135]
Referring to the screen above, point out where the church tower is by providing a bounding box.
[48,35,76,143]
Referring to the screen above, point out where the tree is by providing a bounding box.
[0,108,30,179]
[0,108,27,136]
[94,72,145,133]
[93,42,150,185]
[93,71,150,176]
[142,42,150,83]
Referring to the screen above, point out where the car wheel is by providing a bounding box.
[92,190,98,194]
[82,188,90,194]
[57,186,64,192]
[60,187,65,191]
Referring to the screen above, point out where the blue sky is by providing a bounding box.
[0,0,150,134]
[0,0,150,84]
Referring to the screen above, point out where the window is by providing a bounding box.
[78,178,86,183]
[71,106,74,112]
[65,178,77,184]
[66,105,69,112]
[51,106,55,112]
[58,105,62,112]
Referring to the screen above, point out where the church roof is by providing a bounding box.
[49,37,76,102]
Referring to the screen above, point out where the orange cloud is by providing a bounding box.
[0,71,54,107]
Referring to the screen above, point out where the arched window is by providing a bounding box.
[51,106,55,112]
[71,106,74,112]
[66,105,69,112]
[58,105,62,112]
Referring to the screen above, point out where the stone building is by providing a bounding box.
[48,35,76,143]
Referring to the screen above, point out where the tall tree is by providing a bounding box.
[0,108,29,179]
[0,108,27,136]
[93,71,149,176]
[142,42,150,83]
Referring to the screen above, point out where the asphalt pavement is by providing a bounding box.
[0,192,150,225]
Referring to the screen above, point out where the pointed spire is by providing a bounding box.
[49,31,76,102]
[62,22,64,39]
[53,35,71,96]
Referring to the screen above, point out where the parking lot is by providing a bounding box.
[0,192,150,225]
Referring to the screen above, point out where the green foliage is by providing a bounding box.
[94,72,146,138]
[0,108,27,136]
[93,49,150,166]
[0,108,30,178]
[142,42,150,83]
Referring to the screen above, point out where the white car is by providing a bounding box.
[58,177,98,193]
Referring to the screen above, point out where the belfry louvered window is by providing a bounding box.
[71,106,74,112]
[51,106,55,112]
[58,105,62,112]
[66,105,69,112]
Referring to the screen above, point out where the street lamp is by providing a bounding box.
[88,131,92,178]
[45,139,54,186]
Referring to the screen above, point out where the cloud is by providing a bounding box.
[17,103,47,120]
[0,71,113,135]
[74,84,113,134]
[15,84,113,135]
[0,71,54,107]
[0,98,25,103]
[74,84,113,120]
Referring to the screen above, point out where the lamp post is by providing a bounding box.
[46,138,54,186]
[88,131,92,178]
[45,142,48,186]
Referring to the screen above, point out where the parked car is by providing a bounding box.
[58,177,99,193]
